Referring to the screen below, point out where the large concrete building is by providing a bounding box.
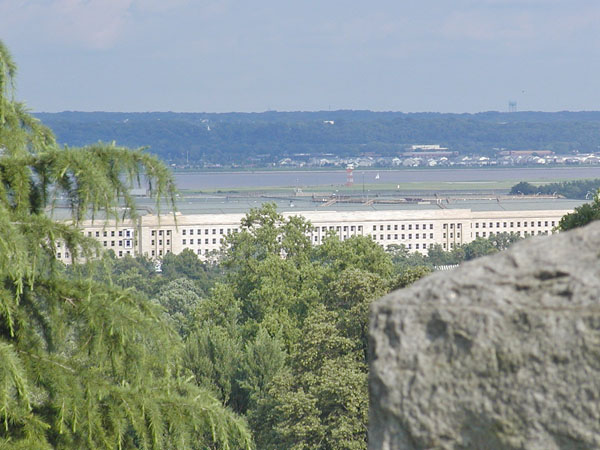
[54,196,579,263]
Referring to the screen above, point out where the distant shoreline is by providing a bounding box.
[172,166,600,175]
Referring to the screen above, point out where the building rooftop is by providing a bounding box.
[48,193,585,221]
[159,194,584,215]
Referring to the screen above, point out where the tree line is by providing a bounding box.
[510,179,600,199]
[35,111,600,165]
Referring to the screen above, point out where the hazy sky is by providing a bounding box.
[1,0,599,113]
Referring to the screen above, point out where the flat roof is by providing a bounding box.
[48,194,585,221]
[157,195,584,214]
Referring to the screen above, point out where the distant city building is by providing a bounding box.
[410,145,449,151]
[402,151,457,158]
[499,150,554,157]
[55,201,573,263]
[402,144,455,158]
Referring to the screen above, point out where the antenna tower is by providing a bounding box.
[346,164,354,187]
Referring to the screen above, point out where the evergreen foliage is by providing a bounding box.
[0,42,251,449]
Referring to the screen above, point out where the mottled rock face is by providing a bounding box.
[369,222,600,450]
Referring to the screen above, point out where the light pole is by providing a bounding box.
[362,172,365,198]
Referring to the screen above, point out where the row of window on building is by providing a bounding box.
[102,240,134,248]
[175,222,449,235]
[442,233,461,239]
[474,220,556,229]
[373,232,436,241]
[475,230,551,238]
[311,223,436,233]
[373,223,435,231]
[181,238,222,245]
[57,249,133,259]
[313,225,363,233]
[150,248,212,257]
[176,222,459,248]
[166,227,240,236]
[87,229,133,238]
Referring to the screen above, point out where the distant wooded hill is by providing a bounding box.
[34,111,600,165]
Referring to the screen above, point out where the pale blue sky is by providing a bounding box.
[1,0,599,113]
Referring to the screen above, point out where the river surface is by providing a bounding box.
[174,167,600,190]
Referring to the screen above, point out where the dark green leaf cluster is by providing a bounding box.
[0,42,250,449]
[558,192,600,231]
[388,231,523,271]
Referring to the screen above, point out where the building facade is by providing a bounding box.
[55,206,571,263]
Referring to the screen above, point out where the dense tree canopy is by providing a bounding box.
[0,41,250,449]
[388,232,522,271]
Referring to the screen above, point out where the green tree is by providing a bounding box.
[391,265,432,290]
[509,181,536,195]
[486,231,521,251]
[220,204,320,347]
[184,324,244,408]
[203,205,426,448]
[510,179,600,199]
[110,254,163,295]
[161,248,213,289]
[154,277,203,337]
[462,237,497,260]
[238,328,287,413]
[0,42,250,449]
[558,192,600,230]
[425,243,461,267]
[423,233,522,268]
[387,243,431,271]
[253,306,367,450]
[328,267,389,358]
[316,234,394,280]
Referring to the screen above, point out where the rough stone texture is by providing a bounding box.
[369,222,600,450]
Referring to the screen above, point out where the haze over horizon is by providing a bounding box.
[2,0,599,114]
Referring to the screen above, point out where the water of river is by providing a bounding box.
[174,167,600,190]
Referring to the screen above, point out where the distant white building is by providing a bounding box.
[402,158,421,167]
[55,204,572,263]
[411,144,448,151]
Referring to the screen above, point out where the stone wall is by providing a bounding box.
[369,222,600,449]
